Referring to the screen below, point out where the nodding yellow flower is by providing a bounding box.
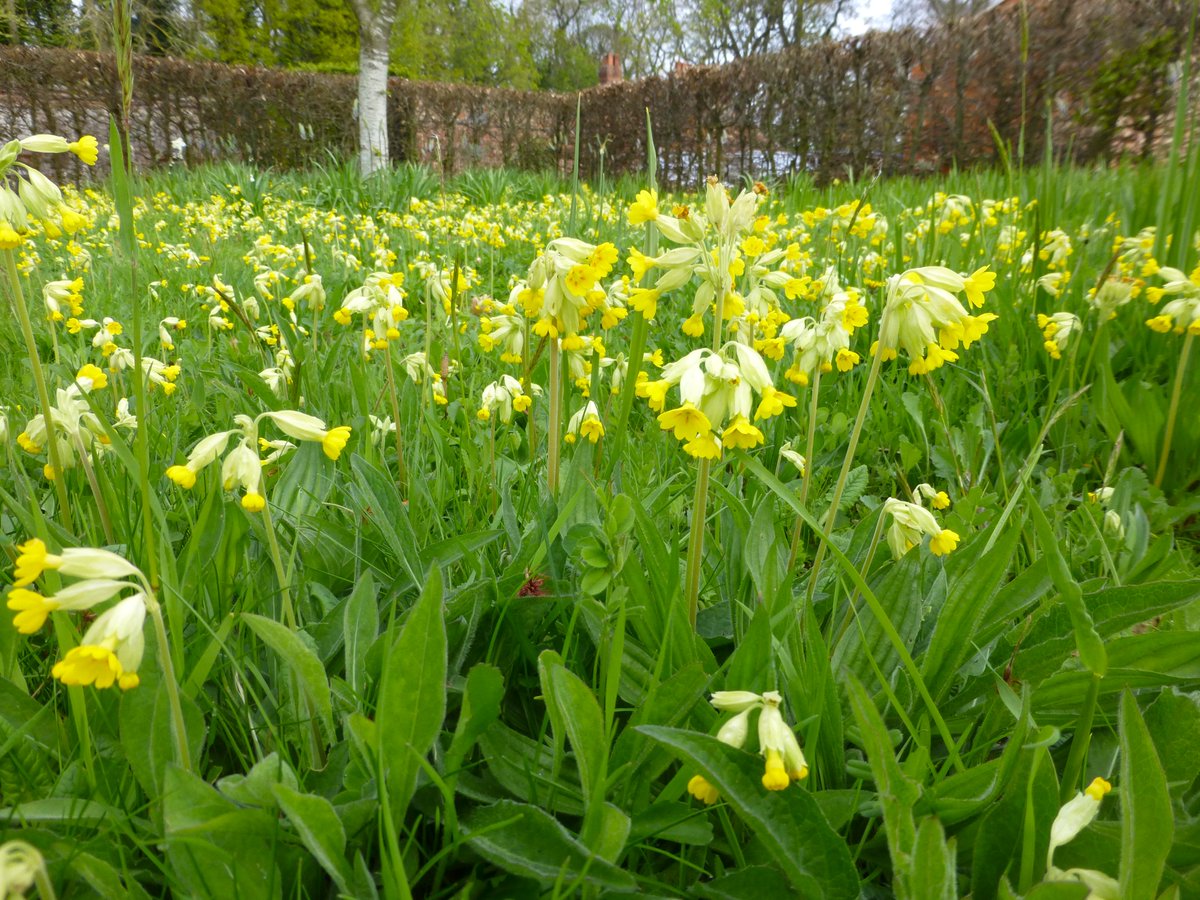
[835,348,860,372]
[721,416,764,450]
[68,135,100,165]
[513,394,532,413]
[637,378,672,411]
[758,692,809,790]
[561,332,585,351]
[682,313,705,337]
[687,774,720,804]
[658,403,711,441]
[683,431,722,459]
[627,189,659,225]
[564,264,598,296]
[52,593,147,690]
[628,287,660,321]
[166,464,198,489]
[627,247,654,283]
[929,529,960,556]
[0,222,21,249]
[12,538,56,587]
[76,363,108,391]
[321,426,352,460]
[963,266,996,308]
[588,242,618,276]
[753,385,796,421]
[579,416,604,443]
[241,492,266,512]
[933,491,951,510]
[1146,314,1173,333]
[7,578,132,634]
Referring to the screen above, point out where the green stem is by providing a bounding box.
[1059,673,1101,804]
[1154,331,1193,489]
[3,249,74,532]
[146,593,191,771]
[602,310,649,481]
[785,368,821,573]
[547,337,561,495]
[683,458,711,631]
[383,347,408,496]
[807,312,889,601]
[260,500,297,631]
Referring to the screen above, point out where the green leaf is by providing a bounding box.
[343,572,378,696]
[922,520,1021,700]
[910,817,956,899]
[1119,690,1173,899]
[460,799,637,892]
[272,782,352,892]
[378,566,447,812]
[445,662,504,779]
[538,650,609,846]
[161,764,282,900]
[637,725,859,898]
[845,675,919,897]
[1143,689,1200,788]
[694,865,792,899]
[242,612,334,738]
[349,454,421,589]
[120,669,206,795]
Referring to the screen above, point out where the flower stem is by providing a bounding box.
[786,369,821,573]
[683,458,711,630]
[1155,331,1193,489]
[807,313,888,602]
[383,346,408,495]
[3,248,75,532]
[547,337,561,495]
[260,500,297,631]
[146,593,192,771]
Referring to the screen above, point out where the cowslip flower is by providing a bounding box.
[10,536,140,588]
[1044,777,1116,897]
[564,401,604,444]
[1038,312,1081,359]
[883,498,959,557]
[686,690,809,806]
[53,594,146,690]
[878,266,998,375]
[913,482,951,510]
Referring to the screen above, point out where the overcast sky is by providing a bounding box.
[845,0,896,32]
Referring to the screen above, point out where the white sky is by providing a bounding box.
[844,0,896,33]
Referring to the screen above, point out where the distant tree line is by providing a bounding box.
[0,0,864,90]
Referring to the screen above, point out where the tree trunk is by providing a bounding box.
[350,0,397,176]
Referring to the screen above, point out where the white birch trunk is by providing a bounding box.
[350,0,397,176]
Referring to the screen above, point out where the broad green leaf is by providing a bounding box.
[1016,581,1200,685]
[845,675,919,897]
[343,571,378,696]
[120,670,206,795]
[350,454,422,589]
[1143,689,1200,788]
[444,662,504,779]
[378,566,447,812]
[922,519,1021,699]
[272,782,351,892]
[1119,690,1173,899]
[910,816,956,899]
[0,798,124,825]
[478,719,586,815]
[217,752,298,808]
[638,725,859,898]
[242,612,334,738]
[161,764,282,900]
[538,650,608,845]
[694,865,792,898]
[460,799,637,892]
